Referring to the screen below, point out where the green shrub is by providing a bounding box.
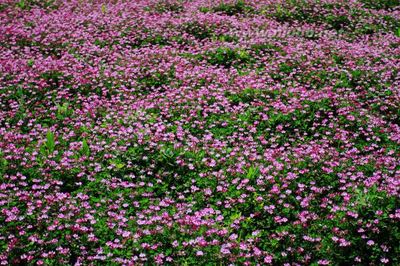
[361,0,399,9]
[202,0,254,16]
[182,21,214,40]
[152,1,184,13]
[204,47,251,68]
[16,0,58,10]
[136,67,176,93]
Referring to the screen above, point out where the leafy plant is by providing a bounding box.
[152,1,184,13]
[212,0,253,16]
[16,0,58,10]
[181,21,214,40]
[137,68,175,92]
[80,139,90,157]
[40,130,55,156]
[204,47,251,68]
[56,102,72,119]
[360,0,399,9]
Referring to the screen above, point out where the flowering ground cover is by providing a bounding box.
[0,0,399,265]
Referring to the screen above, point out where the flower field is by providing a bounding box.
[0,0,399,265]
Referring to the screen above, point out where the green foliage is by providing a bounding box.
[326,187,400,264]
[27,59,34,67]
[94,39,110,48]
[360,0,399,9]
[0,3,8,11]
[267,4,297,22]
[246,166,259,179]
[226,87,264,104]
[40,71,67,88]
[137,67,176,92]
[16,0,58,10]
[198,6,210,13]
[182,21,214,40]
[0,152,8,177]
[152,1,184,13]
[46,130,55,152]
[214,34,239,43]
[251,43,284,55]
[40,130,55,156]
[139,34,169,46]
[211,0,253,16]
[56,102,72,120]
[121,29,170,48]
[16,0,26,9]
[325,14,351,31]
[332,54,345,65]
[270,62,299,81]
[279,63,296,74]
[204,47,251,68]
[101,4,107,14]
[265,1,317,23]
[80,139,90,157]
[260,1,398,37]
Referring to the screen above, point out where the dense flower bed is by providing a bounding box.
[0,0,399,265]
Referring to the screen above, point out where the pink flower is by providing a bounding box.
[380,258,389,264]
[220,245,231,255]
[318,260,330,265]
[264,255,273,264]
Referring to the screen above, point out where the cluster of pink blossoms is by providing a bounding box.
[0,0,399,265]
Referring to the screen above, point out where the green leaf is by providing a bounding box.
[17,0,25,9]
[46,130,55,154]
[116,162,125,169]
[246,166,259,179]
[81,139,90,157]
[0,152,8,177]
[230,212,242,221]
[56,102,70,119]
[27,59,34,67]
[101,4,107,14]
